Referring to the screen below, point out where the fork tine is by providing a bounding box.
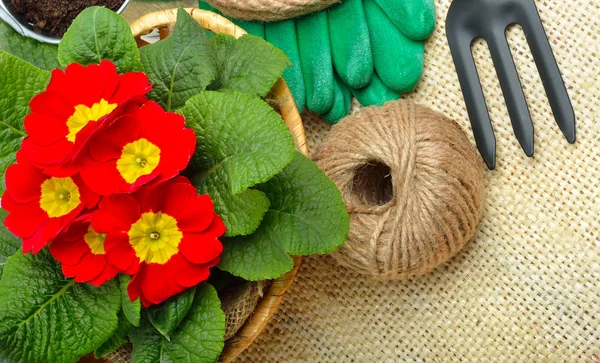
[487,31,535,157]
[519,0,576,143]
[447,35,497,169]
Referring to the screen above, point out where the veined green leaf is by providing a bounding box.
[130,283,225,363]
[0,21,60,71]
[139,8,217,111]
[120,274,141,327]
[0,209,20,278]
[0,250,121,363]
[0,51,50,194]
[219,152,349,280]
[94,311,133,359]
[209,33,290,97]
[181,91,295,236]
[58,6,142,73]
[146,286,196,340]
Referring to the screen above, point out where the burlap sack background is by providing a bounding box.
[234,1,600,361]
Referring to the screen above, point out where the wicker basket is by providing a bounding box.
[202,0,338,21]
[130,8,304,363]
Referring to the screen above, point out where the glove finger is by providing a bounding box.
[297,12,335,114]
[373,0,436,41]
[329,0,374,89]
[322,73,352,125]
[265,20,306,113]
[364,0,424,93]
[351,72,400,107]
[199,0,265,38]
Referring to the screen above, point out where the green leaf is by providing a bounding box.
[58,6,142,73]
[0,209,20,278]
[219,152,350,280]
[209,33,290,97]
[139,8,217,111]
[182,91,295,236]
[94,311,133,359]
[0,51,50,194]
[130,283,225,363]
[0,22,60,71]
[0,249,121,363]
[146,286,196,340]
[120,274,141,327]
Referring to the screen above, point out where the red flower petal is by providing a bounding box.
[4,160,46,204]
[139,258,189,306]
[4,199,46,239]
[51,63,106,107]
[89,263,119,286]
[0,192,21,213]
[81,159,127,196]
[74,174,100,210]
[62,253,106,283]
[110,72,151,104]
[50,237,90,265]
[93,194,140,232]
[28,90,73,119]
[105,232,140,274]
[178,232,223,265]
[49,218,91,265]
[175,194,217,233]
[25,113,71,146]
[127,270,150,306]
[156,179,198,219]
[174,256,213,288]
[99,61,119,101]
[88,115,141,163]
[22,136,74,165]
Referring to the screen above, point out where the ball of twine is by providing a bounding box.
[204,0,340,21]
[315,100,485,280]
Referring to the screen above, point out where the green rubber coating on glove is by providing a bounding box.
[373,0,436,41]
[364,0,424,93]
[328,0,373,89]
[322,73,352,125]
[297,11,335,114]
[351,72,400,107]
[265,20,306,113]
[199,1,265,37]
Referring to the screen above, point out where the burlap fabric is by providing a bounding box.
[237,0,600,361]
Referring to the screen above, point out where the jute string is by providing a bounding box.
[204,0,339,21]
[315,101,485,279]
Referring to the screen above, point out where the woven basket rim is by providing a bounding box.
[130,8,305,363]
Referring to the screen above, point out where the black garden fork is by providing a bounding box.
[446,0,576,170]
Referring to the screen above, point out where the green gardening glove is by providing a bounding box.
[199,0,435,124]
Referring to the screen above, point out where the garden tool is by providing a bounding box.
[199,0,435,124]
[446,0,576,170]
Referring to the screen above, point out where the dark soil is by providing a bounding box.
[9,0,126,37]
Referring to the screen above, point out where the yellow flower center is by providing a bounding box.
[128,212,182,265]
[116,138,161,184]
[84,226,107,255]
[66,99,117,142]
[39,177,81,218]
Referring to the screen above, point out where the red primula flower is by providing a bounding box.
[80,101,196,195]
[91,177,224,307]
[49,215,118,286]
[2,151,99,253]
[22,60,150,176]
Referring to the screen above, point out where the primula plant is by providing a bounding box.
[0,7,349,363]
